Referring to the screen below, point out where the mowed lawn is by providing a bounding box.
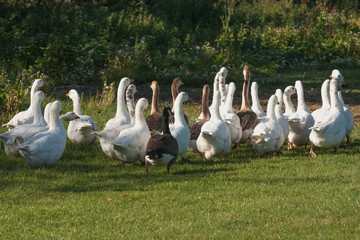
[1,69,360,239]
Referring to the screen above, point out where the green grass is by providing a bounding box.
[1,69,360,239]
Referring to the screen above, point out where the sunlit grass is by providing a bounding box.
[0,69,360,239]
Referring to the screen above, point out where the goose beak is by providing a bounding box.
[130,79,134,83]
[66,93,70,96]
[43,81,48,86]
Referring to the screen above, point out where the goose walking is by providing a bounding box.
[145,108,179,173]
[309,70,346,157]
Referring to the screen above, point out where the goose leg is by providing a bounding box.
[333,147,337,153]
[309,142,317,157]
[287,137,292,150]
[182,157,191,163]
[346,135,350,145]
[275,149,282,155]
[247,137,251,147]
[145,160,149,174]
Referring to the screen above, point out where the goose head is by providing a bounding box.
[330,69,344,88]
[275,89,283,104]
[34,91,45,104]
[284,86,296,96]
[119,77,134,90]
[219,67,228,78]
[127,84,137,97]
[50,101,62,116]
[66,89,79,101]
[172,78,184,90]
[150,81,159,90]
[178,92,189,102]
[243,66,250,82]
[33,78,47,89]
[136,98,149,111]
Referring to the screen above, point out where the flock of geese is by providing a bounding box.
[0,67,354,173]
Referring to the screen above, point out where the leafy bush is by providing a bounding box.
[0,0,359,87]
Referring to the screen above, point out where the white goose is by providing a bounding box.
[337,89,353,144]
[95,77,133,158]
[287,81,315,148]
[103,77,133,130]
[0,91,47,156]
[250,94,285,154]
[311,79,331,122]
[3,79,46,128]
[251,82,265,118]
[112,98,151,164]
[309,70,346,157]
[221,82,242,146]
[17,101,66,168]
[66,89,98,144]
[283,85,296,119]
[275,89,289,142]
[169,92,191,162]
[197,91,231,160]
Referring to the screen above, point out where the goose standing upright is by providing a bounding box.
[95,77,133,158]
[169,92,191,162]
[145,107,179,173]
[103,77,133,130]
[283,85,296,119]
[17,101,66,168]
[3,79,46,128]
[311,79,331,122]
[275,89,289,142]
[309,70,346,157]
[66,89,98,144]
[250,95,285,154]
[221,82,242,147]
[251,82,265,118]
[236,66,258,144]
[145,81,163,133]
[0,91,47,156]
[337,89,353,144]
[112,98,151,164]
[197,91,231,160]
[287,81,314,148]
[189,85,211,153]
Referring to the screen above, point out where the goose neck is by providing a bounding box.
[321,81,331,109]
[162,113,171,135]
[329,80,342,111]
[116,82,130,120]
[174,98,186,126]
[134,106,146,128]
[126,96,135,124]
[267,96,277,120]
[202,86,211,120]
[72,94,82,116]
[295,82,307,111]
[251,84,262,111]
[32,99,45,125]
[241,80,251,110]
[224,85,235,114]
[210,92,222,121]
[284,93,295,113]
[151,85,160,114]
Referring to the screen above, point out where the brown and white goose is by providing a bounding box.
[145,81,163,134]
[145,107,179,173]
[236,66,258,144]
[188,84,211,153]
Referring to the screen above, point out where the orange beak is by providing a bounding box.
[130,79,134,83]
[66,93,70,96]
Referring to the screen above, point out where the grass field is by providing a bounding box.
[1,68,359,239]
